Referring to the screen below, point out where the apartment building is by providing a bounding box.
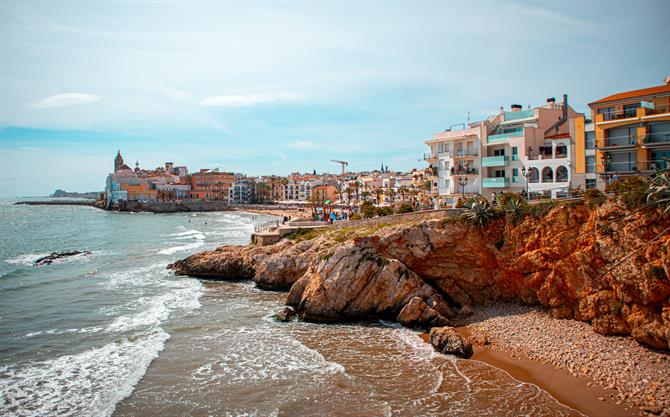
[587,79,670,189]
[425,95,582,202]
[190,169,234,201]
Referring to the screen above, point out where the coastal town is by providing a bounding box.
[104,79,670,211]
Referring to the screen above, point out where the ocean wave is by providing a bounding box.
[157,241,204,255]
[167,229,203,237]
[107,280,202,333]
[0,329,170,417]
[24,326,104,338]
[4,253,51,266]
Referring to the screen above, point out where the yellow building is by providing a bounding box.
[587,79,670,189]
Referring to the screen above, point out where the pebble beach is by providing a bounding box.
[461,303,670,416]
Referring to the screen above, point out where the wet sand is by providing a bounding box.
[421,330,636,417]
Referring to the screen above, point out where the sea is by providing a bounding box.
[0,199,584,417]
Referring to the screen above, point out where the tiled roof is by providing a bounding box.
[589,84,670,105]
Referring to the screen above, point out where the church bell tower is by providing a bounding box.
[114,150,124,172]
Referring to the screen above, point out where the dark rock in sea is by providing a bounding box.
[34,251,92,266]
[430,326,473,359]
[397,296,450,329]
[273,306,297,322]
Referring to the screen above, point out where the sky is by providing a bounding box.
[1,1,669,197]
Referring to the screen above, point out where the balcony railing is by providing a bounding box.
[453,150,478,157]
[482,155,509,167]
[643,132,670,145]
[597,135,637,149]
[450,167,478,176]
[488,130,523,143]
[504,109,534,121]
[482,177,509,188]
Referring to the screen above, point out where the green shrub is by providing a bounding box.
[349,213,362,220]
[461,199,494,228]
[527,201,557,218]
[504,196,529,224]
[396,202,414,214]
[360,201,376,218]
[608,176,649,209]
[455,198,466,208]
[497,192,525,207]
[284,228,321,242]
[584,188,606,208]
[375,206,394,217]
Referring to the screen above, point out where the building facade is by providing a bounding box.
[190,169,235,201]
[587,80,670,189]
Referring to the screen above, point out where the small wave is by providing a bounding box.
[0,329,170,417]
[167,229,203,237]
[4,253,51,266]
[157,241,204,255]
[24,326,103,338]
[107,280,202,333]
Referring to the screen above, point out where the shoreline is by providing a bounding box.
[454,328,637,417]
[454,303,669,416]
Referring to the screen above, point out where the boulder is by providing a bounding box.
[291,243,453,323]
[273,306,297,322]
[429,326,473,359]
[397,296,450,329]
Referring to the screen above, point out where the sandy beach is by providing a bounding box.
[453,303,669,416]
[234,206,309,220]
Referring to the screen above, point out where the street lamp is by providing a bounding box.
[458,176,468,199]
[601,153,612,187]
[521,166,531,200]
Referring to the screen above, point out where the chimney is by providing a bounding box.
[511,104,522,112]
[665,76,670,85]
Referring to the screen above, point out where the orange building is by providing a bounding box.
[587,79,670,188]
[190,169,234,201]
[311,184,338,203]
[120,183,158,202]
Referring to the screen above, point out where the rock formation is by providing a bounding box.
[170,200,670,350]
[34,251,92,266]
[429,326,473,358]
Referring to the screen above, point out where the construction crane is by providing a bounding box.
[331,159,349,174]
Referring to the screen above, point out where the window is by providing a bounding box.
[512,168,519,183]
[585,131,595,149]
[493,148,505,157]
[623,103,640,118]
[494,170,505,178]
[512,146,518,160]
[598,107,615,120]
[586,156,596,173]
[586,179,597,189]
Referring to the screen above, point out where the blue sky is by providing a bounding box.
[1,1,669,197]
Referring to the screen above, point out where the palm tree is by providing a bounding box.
[399,186,408,203]
[389,188,396,204]
[360,191,371,202]
[375,188,383,205]
[346,188,352,204]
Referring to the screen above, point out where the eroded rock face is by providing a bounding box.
[429,326,473,358]
[287,243,453,323]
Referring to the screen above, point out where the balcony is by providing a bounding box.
[450,167,478,176]
[482,155,509,167]
[452,150,478,158]
[504,109,535,122]
[488,130,523,144]
[482,177,509,188]
[596,136,637,151]
[642,132,670,148]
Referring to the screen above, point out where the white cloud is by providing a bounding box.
[201,91,302,107]
[287,140,314,150]
[30,93,100,109]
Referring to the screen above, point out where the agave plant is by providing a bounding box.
[647,168,670,216]
[462,199,494,228]
[504,197,526,223]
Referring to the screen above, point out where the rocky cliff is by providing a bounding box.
[169,200,670,350]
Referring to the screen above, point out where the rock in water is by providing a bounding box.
[273,306,297,322]
[34,251,91,266]
[397,296,450,329]
[430,326,473,359]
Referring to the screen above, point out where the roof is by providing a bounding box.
[589,84,670,106]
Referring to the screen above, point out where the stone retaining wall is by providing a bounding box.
[331,209,464,229]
